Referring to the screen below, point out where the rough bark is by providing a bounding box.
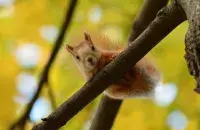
[10,0,78,130]
[89,0,169,130]
[32,1,186,130]
[178,0,200,93]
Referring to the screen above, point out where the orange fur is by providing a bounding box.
[95,51,160,99]
[66,32,161,99]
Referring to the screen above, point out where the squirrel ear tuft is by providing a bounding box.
[84,32,92,43]
[65,44,74,53]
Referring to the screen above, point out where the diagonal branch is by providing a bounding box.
[32,1,186,130]
[128,0,169,43]
[10,0,78,130]
[88,0,169,130]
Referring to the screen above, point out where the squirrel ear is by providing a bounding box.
[84,32,92,43]
[65,44,74,54]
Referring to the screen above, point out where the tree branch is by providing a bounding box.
[89,95,122,130]
[88,0,169,130]
[177,0,200,93]
[32,1,186,130]
[10,0,78,129]
[128,0,169,43]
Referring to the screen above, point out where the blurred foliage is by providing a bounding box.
[0,0,199,130]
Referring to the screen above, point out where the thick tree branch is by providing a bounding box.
[10,0,78,130]
[177,0,200,93]
[89,95,122,130]
[32,1,186,130]
[88,1,169,130]
[128,0,169,43]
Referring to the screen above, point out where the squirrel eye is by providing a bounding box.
[91,46,95,51]
[76,55,80,60]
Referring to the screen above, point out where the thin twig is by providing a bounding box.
[32,1,186,130]
[88,0,169,130]
[10,0,78,129]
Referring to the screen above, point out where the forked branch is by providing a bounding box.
[32,1,186,130]
[89,0,169,130]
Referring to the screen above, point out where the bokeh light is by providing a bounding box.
[15,43,42,68]
[167,110,188,130]
[154,82,178,107]
[30,98,51,122]
[39,25,58,43]
[0,0,14,7]
[88,5,102,23]
[16,72,37,101]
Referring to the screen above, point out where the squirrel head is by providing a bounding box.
[66,32,102,73]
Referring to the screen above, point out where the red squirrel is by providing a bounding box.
[65,32,161,99]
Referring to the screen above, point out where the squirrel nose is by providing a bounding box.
[87,57,93,63]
